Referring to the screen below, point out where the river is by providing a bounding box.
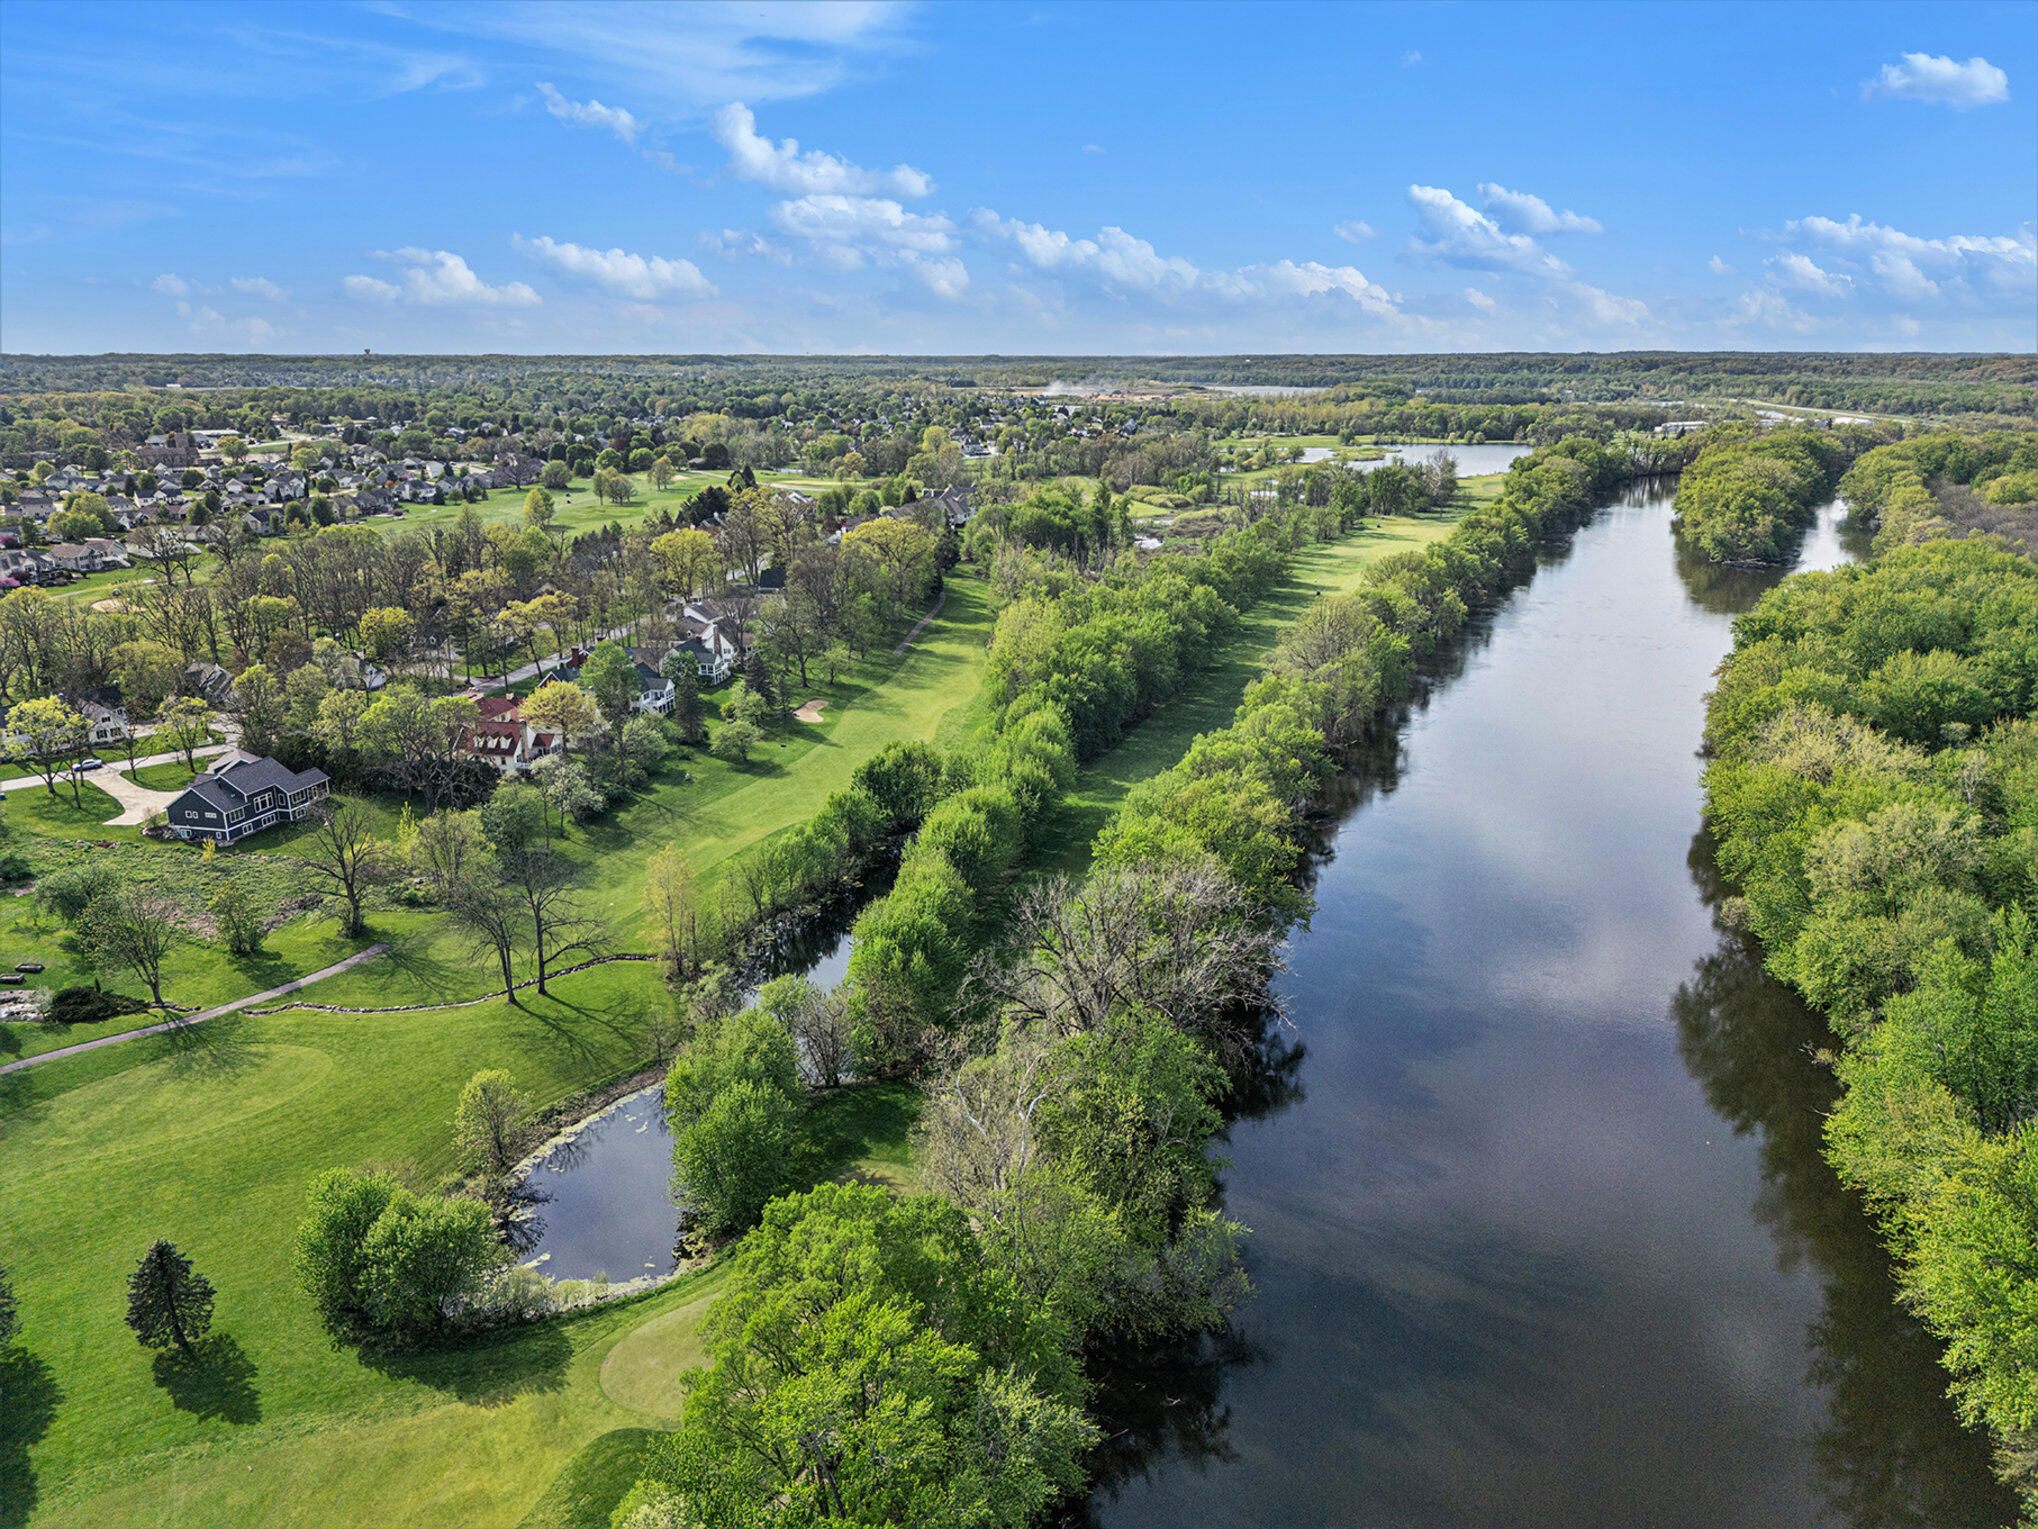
[1079,486,2013,1527]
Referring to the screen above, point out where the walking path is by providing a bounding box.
[0,942,390,1076]
[892,589,948,656]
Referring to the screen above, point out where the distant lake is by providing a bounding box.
[1299,441,1534,476]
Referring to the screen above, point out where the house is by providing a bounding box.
[460,695,564,776]
[43,543,94,574]
[80,700,129,746]
[182,661,235,704]
[82,537,130,570]
[163,753,330,844]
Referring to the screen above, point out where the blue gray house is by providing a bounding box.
[163,752,330,845]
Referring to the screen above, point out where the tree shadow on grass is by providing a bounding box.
[151,1332,261,1425]
[793,1082,922,1190]
[0,1346,62,1529]
[368,931,470,1002]
[160,1013,264,1082]
[359,1316,573,1409]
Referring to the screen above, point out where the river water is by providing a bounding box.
[1081,487,2013,1527]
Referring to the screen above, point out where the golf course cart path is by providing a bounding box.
[892,588,948,655]
[0,941,391,1075]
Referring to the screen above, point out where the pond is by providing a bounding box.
[1077,488,2013,1527]
[515,922,854,1284]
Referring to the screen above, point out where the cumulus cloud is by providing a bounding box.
[1405,184,1648,327]
[151,273,190,296]
[1767,251,1852,296]
[348,248,539,306]
[536,81,641,143]
[1862,53,2009,109]
[1333,220,1377,243]
[230,275,287,300]
[1463,287,1496,312]
[906,254,970,300]
[1406,184,1570,276]
[1478,183,1602,235]
[1778,213,2036,300]
[1707,255,1735,275]
[1401,49,1422,67]
[771,194,956,257]
[972,210,1398,315]
[711,103,932,197]
[510,234,714,299]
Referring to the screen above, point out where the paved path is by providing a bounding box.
[0,743,227,798]
[0,942,390,1076]
[892,589,948,656]
[92,766,184,827]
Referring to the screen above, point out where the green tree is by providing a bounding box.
[671,1080,798,1239]
[522,486,555,529]
[639,1184,1093,1525]
[711,717,760,766]
[80,888,180,1009]
[125,1240,215,1355]
[6,696,87,802]
[209,880,265,957]
[453,1068,531,1187]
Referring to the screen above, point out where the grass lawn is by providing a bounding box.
[302,578,992,1009]
[1,780,133,839]
[1033,508,1467,876]
[0,959,917,1529]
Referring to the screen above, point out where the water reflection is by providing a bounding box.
[1673,833,2013,1527]
[1079,490,2005,1528]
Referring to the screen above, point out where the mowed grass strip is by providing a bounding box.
[1035,509,1465,875]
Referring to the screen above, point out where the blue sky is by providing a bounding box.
[2,0,2033,355]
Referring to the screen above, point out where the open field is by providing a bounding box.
[0,953,922,1529]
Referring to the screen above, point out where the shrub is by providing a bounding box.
[47,986,147,1025]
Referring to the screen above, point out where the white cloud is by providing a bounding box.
[535,81,641,143]
[230,275,287,300]
[771,194,956,255]
[1862,53,2009,109]
[349,248,540,306]
[1478,183,1602,235]
[1707,255,1735,275]
[1777,213,2036,300]
[974,212,1199,291]
[1463,286,1496,312]
[973,210,1398,315]
[510,234,714,298]
[151,273,190,296]
[1767,251,1852,296]
[397,2,915,109]
[1401,49,1422,67]
[1893,314,1923,337]
[1406,184,1569,276]
[711,103,932,197]
[699,228,793,264]
[1405,184,1649,327]
[1333,220,1377,243]
[1732,288,1816,332]
[1081,143,1105,155]
[1868,252,1940,301]
[905,254,970,300]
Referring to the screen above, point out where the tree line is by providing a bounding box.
[1703,519,2038,1516]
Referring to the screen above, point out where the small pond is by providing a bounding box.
[515,922,854,1284]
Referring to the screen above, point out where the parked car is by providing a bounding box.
[77,757,104,771]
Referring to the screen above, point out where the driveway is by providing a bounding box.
[0,743,229,799]
[93,766,186,826]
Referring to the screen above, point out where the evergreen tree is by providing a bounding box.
[125,1240,215,1354]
